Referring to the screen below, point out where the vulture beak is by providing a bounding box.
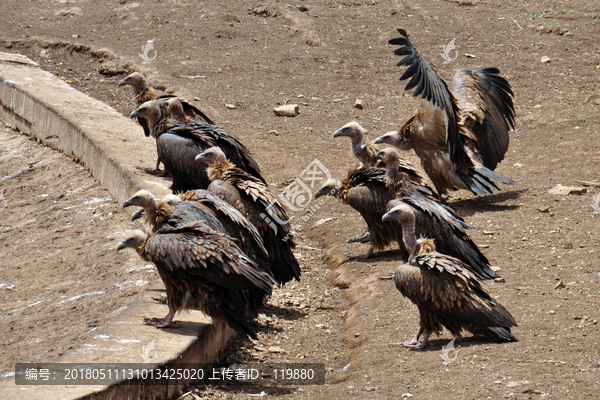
[116,240,128,251]
[118,77,131,87]
[123,198,134,208]
[373,135,389,145]
[131,209,145,222]
[195,152,208,163]
[332,128,345,138]
[130,109,142,119]
[315,187,333,199]
[381,210,396,223]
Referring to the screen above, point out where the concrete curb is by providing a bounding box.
[0,52,233,399]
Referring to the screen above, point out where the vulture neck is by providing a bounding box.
[351,136,364,159]
[135,86,156,105]
[208,160,233,181]
[145,202,158,226]
[386,157,400,179]
[401,219,418,253]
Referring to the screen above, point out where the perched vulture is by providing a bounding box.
[316,167,401,258]
[118,71,214,136]
[130,100,264,191]
[117,224,274,339]
[195,147,301,285]
[380,202,517,348]
[333,121,382,167]
[375,29,516,197]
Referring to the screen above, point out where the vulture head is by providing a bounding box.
[162,194,182,205]
[315,179,341,199]
[162,98,188,123]
[117,230,148,251]
[383,202,434,253]
[118,72,149,95]
[333,121,364,141]
[374,130,411,151]
[123,190,157,209]
[130,100,164,130]
[373,147,400,170]
[382,202,415,224]
[195,146,227,165]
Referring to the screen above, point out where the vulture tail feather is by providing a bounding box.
[488,326,518,342]
[219,305,258,340]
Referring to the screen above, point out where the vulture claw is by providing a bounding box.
[346,231,371,244]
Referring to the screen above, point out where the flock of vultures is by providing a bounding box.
[116,29,518,349]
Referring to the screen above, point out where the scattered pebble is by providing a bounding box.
[354,99,364,109]
[541,56,551,63]
[225,104,236,109]
[273,104,299,117]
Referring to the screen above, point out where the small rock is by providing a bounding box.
[267,346,288,354]
[273,104,299,117]
[193,97,201,101]
[354,332,360,337]
[267,130,279,136]
[554,281,566,289]
[482,231,495,235]
[548,310,556,314]
[494,277,506,283]
[491,266,502,272]
[534,104,542,109]
[548,185,587,195]
[225,104,236,109]
[465,53,476,58]
[541,56,551,63]
[538,206,551,213]
[39,49,49,58]
[55,7,83,16]
[354,99,364,109]
[312,217,334,228]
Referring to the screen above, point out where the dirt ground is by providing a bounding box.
[2,0,600,399]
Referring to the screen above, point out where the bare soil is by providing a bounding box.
[2,0,600,399]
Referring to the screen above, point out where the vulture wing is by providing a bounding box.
[208,170,300,284]
[155,93,215,125]
[389,29,462,161]
[145,222,274,293]
[451,68,515,170]
[157,132,213,191]
[172,121,265,183]
[410,252,517,341]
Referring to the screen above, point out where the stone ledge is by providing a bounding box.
[0,52,234,399]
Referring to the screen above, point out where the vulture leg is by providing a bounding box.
[346,226,371,244]
[143,313,178,329]
[402,325,425,348]
[139,157,170,177]
[348,246,374,261]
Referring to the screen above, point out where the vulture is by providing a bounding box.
[316,166,496,279]
[123,189,271,275]
[374,29,516,197]
[380,202,517,348]
[374,148,496,278]
[195,147,301,285]
[333,121,382,167]
[117,224,274,339]
[130,100,264,191]
[118,71,214,135]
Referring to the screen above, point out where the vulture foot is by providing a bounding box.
[346,227,371,244]
[143,314,178,329]
[151,294,168,304]
[402,331,430,350]
[348,247,374,261]
[138,166,170,177]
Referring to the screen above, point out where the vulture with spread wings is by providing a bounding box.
[381,202,517,349]
[375,29,516,197]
